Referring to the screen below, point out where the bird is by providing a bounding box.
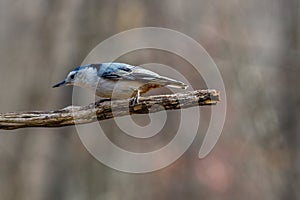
[53,63,188,105]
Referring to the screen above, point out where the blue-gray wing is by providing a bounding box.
[98,63,161,81]
[98,63,187,89]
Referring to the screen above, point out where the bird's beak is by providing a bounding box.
[52,80,67,88]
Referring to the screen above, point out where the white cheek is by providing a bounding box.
[75,68,99,88]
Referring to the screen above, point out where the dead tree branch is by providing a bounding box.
[0,90,220,130]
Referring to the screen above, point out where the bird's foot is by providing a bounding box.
[130,89,141,107]
[130,95,140,107]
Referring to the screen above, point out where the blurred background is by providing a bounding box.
[0,0,299,199]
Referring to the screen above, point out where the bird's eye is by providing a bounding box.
[70,74,75,79]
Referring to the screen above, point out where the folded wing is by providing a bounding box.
[99,63,188,89]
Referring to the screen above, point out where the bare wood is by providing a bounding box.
[0,90,220,130]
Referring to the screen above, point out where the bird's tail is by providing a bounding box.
[154,76,188,89]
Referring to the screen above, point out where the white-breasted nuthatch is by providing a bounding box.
[53,63,187,104]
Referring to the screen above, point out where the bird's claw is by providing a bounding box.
[130,95,139,107]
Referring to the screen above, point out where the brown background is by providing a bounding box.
[0,0,299,199]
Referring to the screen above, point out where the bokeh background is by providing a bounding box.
[0,0,299,199]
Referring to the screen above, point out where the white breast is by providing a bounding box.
[96,79,144,99]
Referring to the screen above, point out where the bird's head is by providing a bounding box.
[52,65,99,89]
